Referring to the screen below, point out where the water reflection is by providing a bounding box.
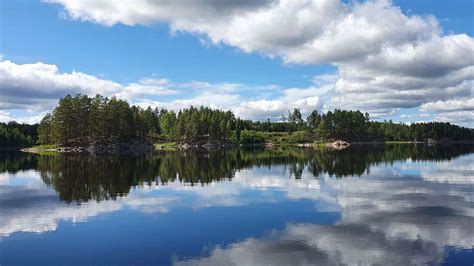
[177,223,445,265]
[0,145,473,265]
[2,144,473,204]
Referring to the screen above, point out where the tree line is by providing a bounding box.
[36,94,238,145]
[236,108,473,142]
[0,122,38,147]
[2,93,468,146]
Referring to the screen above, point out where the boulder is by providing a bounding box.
[329,140,351,150]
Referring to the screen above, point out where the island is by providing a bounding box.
[1,94,472,154]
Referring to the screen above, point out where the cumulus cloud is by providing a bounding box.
[233,100,286,120]
[0,60,178,113]
[418,95,474,126]
[135,76,332,120]
[0,110,45,124]
[46,0,441,64]
[400,113,431,119]
[1,58,328,122]
[46,0,474,123]
[45,0,274,27]
[421,97,474,112]
[5,54,471,124]
[137,92,322,121]
[434,110,474,126]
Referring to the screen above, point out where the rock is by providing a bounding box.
[177,141,234,150]
[329,140,351,150]
[202,142,222,149]
[178,143,191,150]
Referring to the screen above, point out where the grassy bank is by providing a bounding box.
[32,144,60,149]
[384,141,422,144]
[154,142,178,151]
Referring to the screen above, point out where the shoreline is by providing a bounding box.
[18,140,474,154]
[21,142,155,155]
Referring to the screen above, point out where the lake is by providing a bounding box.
[0,145,473,265]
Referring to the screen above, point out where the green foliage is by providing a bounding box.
[0,122,37,147]
[33,144,59,149]
[38,113,52,145]
[169,106,235,142]
[36,94,474,146]
[40,94,161,145]
[315,109,371,141]
[154,142,178,151]
[159,109,177,138]
[287,131,313,144]
[312,109,474,142]
[239,130,266,144]
[374,120,474,141]
[306,110,321,130]
[39,94,239,145]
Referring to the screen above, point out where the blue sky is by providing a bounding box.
[0,0,473,126]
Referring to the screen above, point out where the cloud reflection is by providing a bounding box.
[176,154,474,265]
[176,223,444,266]
[0,150,472,265]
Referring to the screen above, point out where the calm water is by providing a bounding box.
[0,145,473,265]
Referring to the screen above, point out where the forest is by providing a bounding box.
[2,94,473,147]
[0,122,38,147]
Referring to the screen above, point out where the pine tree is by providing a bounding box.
[38,113,52,144]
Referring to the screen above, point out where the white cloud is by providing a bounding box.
[0,60,179,113]
[233,100,287,120]
[46,0,474,121]
[1,57,471,125]
[136,76,330,121]
[45,0,274,27]
[46,0,440,64]
[115,78,178,101]
[421,97,474,112]
[139,94,321,121]
[0,110,45,124]
[417,96,474,126]
[434,110,474,127]
[2,59,328,122]
[400,113,431,119]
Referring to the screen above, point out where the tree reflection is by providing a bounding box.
[37,154,161,203]
[1,144,473,203]
[0,150,37,174]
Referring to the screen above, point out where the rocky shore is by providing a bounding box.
[158,140,353,150]
[176,141,234,150]
[21,142,155,155]
[328,140,351,150]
